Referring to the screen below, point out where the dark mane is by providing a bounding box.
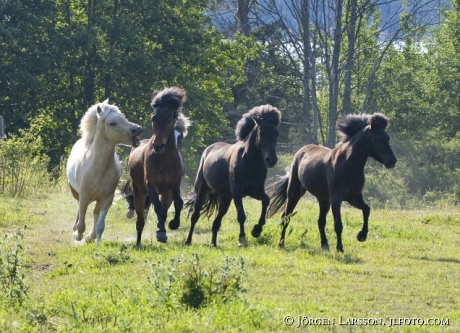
[151,87,187,119]
[336,113,389,142]
[235,104,282,141]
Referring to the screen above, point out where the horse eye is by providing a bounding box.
[110,122,116,126]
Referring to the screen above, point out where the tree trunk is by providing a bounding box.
[342,0,358,116]
[327,0,344,148]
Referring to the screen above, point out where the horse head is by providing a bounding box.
[235,105,282,168]
[254,117,279,168]
[96,100,143,147]
[150,87,187,154]
[365,113,397,168]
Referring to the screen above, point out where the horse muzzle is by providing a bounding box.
[384,156,397,168]
[153,143,166,154]
[265,156,278,168]
[131,126,143,147]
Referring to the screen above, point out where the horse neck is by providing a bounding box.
[242,126,262,162]
[341,131,369,169]
[89,129,117,170]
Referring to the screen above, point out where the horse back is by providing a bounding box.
[297,144,331,200]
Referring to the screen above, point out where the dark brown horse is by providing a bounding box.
[185,105,282,247]
[128,87,190,244]
[267,113,397,252]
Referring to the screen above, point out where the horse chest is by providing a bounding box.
[146,155,182,189]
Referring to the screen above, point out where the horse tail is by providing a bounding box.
[266,174,289,218]
[121,179,135,215]
[184,191,219,219]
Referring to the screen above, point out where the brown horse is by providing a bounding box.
[266,113,397,252]
[185,105,282,247]
[128,87,190,245]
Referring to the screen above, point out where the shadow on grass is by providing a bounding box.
[411,255,460,264]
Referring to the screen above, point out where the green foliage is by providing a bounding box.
[0,226,29,309]
[146,253,245,309]
[0,129,51,197]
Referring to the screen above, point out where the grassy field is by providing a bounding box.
[0,185,459,332]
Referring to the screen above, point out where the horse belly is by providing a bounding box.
[66,140,88,193]
[201,144,233,196]
[298,150,329,200]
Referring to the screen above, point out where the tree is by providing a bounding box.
[1,0,255,172]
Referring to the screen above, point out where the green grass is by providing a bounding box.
[0,189,459,332]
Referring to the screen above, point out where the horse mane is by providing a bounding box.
[151,87,190,137]
[151,87,187,119]
[235,104,282,141]
[336,113,389,142]
[175,114,192,137]
[80,99,120,146]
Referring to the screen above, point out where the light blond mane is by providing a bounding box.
[80,100,121,146]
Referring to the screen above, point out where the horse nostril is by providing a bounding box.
[154,143,165,153]
[133,126,143,134]
[266,157,278,167]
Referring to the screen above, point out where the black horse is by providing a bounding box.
[185,105,282,247]
[267,113,397,252]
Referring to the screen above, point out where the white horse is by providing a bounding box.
[66,99,143,243]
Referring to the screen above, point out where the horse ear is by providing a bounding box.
[97,106,103,116]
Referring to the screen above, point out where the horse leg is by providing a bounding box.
[85,201,101,242]
[348,194,370,242]
[159,192,174,239]
[73,198,89,241]
[73,210,79,233]
[92,195,114,244]
[211,196,232,247]
[133,184,147,245]
[317,199,331,251]
[168,186,183,230]
[232,187,247,247]
[185,173,209,245]
[330,197,344,253]
[279,179,306,248]
[147,183,167,243]
[251,192,269,238]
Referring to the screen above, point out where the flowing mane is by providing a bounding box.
[336,113,389,142]
[151,87,190,136]
[235,105,282,141]
[151,87,186,118]
[175,114,192,137]
[80,100,121,146]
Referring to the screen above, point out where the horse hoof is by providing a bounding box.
[73,231,84,241]
[85,234,96,243]
[126,210,134,219]
[337,245,344,253]
[357,231,367,242]
[156,231,168,243]
[251,225,262,238]
[168,219,180,230]
[238,237,248,247]
[321,244,330,251]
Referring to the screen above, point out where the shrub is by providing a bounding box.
[0,130,51,197]
[146,253,245,309]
